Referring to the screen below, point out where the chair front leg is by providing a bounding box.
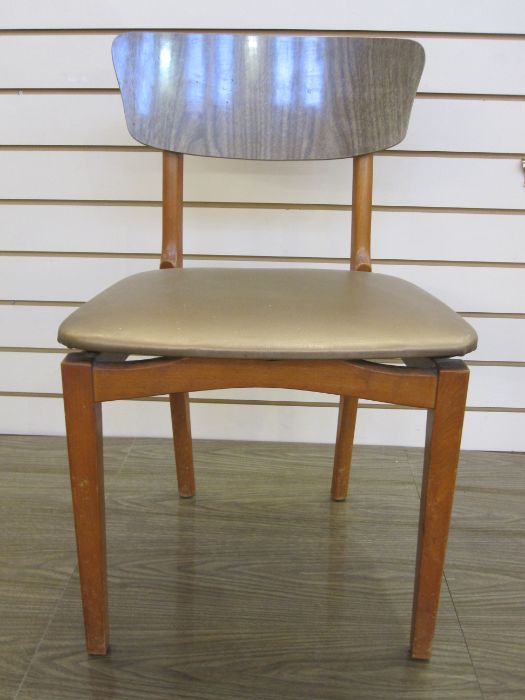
[169,392,195,497]
[62,353,109,655]
[410,359,469,659]
[331,395,359,501]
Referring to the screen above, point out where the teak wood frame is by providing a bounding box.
[62,151,469,660]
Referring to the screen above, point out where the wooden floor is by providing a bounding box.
[0,436,523,700]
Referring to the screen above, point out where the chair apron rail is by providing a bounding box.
[90,355,438,408]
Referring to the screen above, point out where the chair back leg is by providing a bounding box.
[410,359,469,659]
[331,396,359,501]
[169,392,195,497]
[62,353,109,655]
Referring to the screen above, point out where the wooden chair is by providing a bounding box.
[59,33,477,659]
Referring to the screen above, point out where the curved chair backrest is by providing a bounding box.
[112,33,425,160]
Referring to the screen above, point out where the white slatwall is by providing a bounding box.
[1,2,524,450]
[2,35,525,94]
[2,1,524,33]
[3,95,525,152]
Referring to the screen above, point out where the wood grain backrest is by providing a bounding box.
[113,33,425,161]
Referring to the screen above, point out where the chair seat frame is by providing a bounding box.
[62,349,468,660]
[62,150,469,660]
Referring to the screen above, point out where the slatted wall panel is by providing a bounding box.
[1,2,524,450]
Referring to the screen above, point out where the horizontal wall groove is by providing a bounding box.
[466,360,525,367]
[0,145,154,152]
[1,29,525,40]
[0,88,121,95]
[0,198,162,207]
[2,250,524,269]
[381,151,525,160]
[1,89,524,102]
[0,145,523,159]
[417,92,525,101]
[0,347,67,354]
[460,312,525,319]
[1,300,523,318]
[0,300,82,307]
[177,256,499,267]
[0,391,63,398]
[1,347,524,368]
[1,391,524,413]
[372,205,525,215]
[0,199,524,216]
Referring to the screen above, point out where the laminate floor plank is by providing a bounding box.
[0,435,134,474]
[2,436,522,699]
[409,448,525,700]
[15,576,479,700]
[0,435,134,699]
[447,453,525,700]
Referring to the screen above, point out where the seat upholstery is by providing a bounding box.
[58,268,477,359]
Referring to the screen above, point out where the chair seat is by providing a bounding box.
[58,268,477,359]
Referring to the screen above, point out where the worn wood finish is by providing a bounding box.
[169,391,195,498]
[410,358,469,660]
[161,150,184,269]
[61,352,109,655]
[331,395,359,501]
[92,356,437,408]
[351,154,373,272]
[112,33,424,160]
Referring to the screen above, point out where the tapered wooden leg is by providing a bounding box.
[331,396,359,501]
[169,392,195,497]
[61,353,109,655]
[410,359,469,660]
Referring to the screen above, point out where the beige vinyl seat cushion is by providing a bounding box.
[58,268,478,359]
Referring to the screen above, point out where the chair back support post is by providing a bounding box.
[351,153,373,272]
[161,150,184,268]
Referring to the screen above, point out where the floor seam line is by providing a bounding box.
[14,438,136,697]
[13,565,78,700]
[111,436,137,480]
[405,447,422,497]
[407,447,484,698]
[443,570,486,700]
[105,436,137,498]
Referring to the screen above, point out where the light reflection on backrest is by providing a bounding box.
[184,34,205,111]
[301,37,324,108]
[113,32,425,160]
[135,32,155,116]
[274,36,295,107]
[214,34,235,106]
